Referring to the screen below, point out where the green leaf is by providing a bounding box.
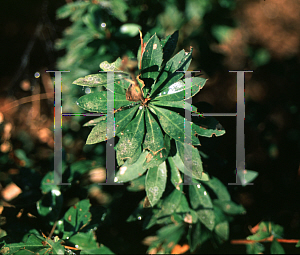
[100,58,122,71]
[160,30,179,63]
[189,183,215,231]
[62,199,92,239]
[156,189,183,218]
[215,221,229,241]
[247,222,270,241]
[111,0,128,22]
[116,108,145,159]
[213,200,246,215]
[296,240,300,248]
[153,77,206,101]
[77,91,129,113]
[143,134,171,169]
[144,108,165,154]
[170,150,208,181]
[115,151,149,182]
[176,140,204,179]
[69,232,114,254]
[237,169,258,186]
[151,100,198,112]
[56,2,89,20]
[149,105,200,145]
[119,23,141,37]
[83,115,106,127]
[145,162,167,207]
[150,49,193,97]
[36,189,63,221]
[168,157,183,189]
[188,221,202,252]
[127,175,146,192]
[73,72,129,89]
[86,105,139,144]
[137,32,151,69]
[141,34,163,81]
[204,177,231,201]
[270,239,285,254]
[192,115,226,137]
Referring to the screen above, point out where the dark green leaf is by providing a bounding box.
[160,30,179,63]
[151,100,198,112]
[192,115,226,137]
[168,156,183,189]
[149,105,200,145]
[270,239,285,254]
[127,175,146,192]
[141,34,163,80]
[145,162,167,206]
[144,108,165,154]
[204,177,231,201]
[188,221,202,252]
[116,108,145,159]
[153,77,206,101]
[86,105,139,144]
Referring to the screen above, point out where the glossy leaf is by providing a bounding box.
[143,108,164,154]
[116,108,145,159]
[86,105,139,144]
[153,77,206,101]
[149,105,200,145]
[141,34,163,80]
[77,91,129,113]
[115,151,149,182]
[145,162,167,206]
[176,140,204,179]
[150,49,193,97]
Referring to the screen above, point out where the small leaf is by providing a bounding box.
[213,200,246,215]
[100,57,122,71]
[168,157,182,189]
[204,177,231,201]
[145,162,167,206]
[119,23,141,37]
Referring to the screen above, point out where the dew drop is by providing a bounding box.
[137,216,142,220]
[101,23,106,28]
[75,245,79,248]
[197,184,201,188]
[204,191,207,195]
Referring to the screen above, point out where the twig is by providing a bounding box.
[231,236,299,244]
[48,221,57,240]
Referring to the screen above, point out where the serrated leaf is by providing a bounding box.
[213,200,246,215]
[204,177,231,201]
[141,34,163,80]
[77,91,129,113]
[86,105,139,144]
[153,77,206,101]
[116,108,144,159]
[192,115,226,137]
[144,108,164,154]
[116,151,149,182]
[150,105,200,145]
[270,239,285,254]
[176,140,204,179]
[145,162,167,207]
